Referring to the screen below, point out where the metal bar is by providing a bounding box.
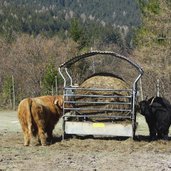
[58,67,66,87]
[64,94,132,98]
[65,87,132,92]
[64,101,131,105]
[59,50,144,75]
[64,108,131,112]
[63,115,131,119]
[132,72,143,119]
[65,68,73,86]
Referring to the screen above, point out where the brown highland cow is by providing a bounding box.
[18,95,67,146]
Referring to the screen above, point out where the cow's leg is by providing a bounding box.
[24,133,30,146]
[30,126,41,146]
[157,131,168,140]
[156,118,169,140]
[18,118,30,146]
[18,115,31,146]
[157,128,169,140]
[32,105,47,146]
[149,132,156,140]
[163,128,169,140]
[22,126,31,146]
[148,125,157,141]
[46,125,55,144]
[146,119,157,141]
[33,115,47,145]
[38,131,47,146]
[37,120,47,146]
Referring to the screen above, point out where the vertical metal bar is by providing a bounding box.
[139,78,143,100]
[58,67,66,87]
[65,68,73,86]
[132,73,142,137]
[62,116,65,140]
[58,67,67,140]
[62,92,66,141]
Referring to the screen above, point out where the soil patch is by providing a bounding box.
[1,111,171,171]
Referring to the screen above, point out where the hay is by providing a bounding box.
[80,74,129,95]
[81,74,128,89]
[72,73,131,121]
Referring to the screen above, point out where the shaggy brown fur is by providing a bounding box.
[18,95,65,146]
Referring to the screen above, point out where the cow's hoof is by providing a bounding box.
[24,141,30,146]
[41,141,48,146]
[149,136,157,141]
[162,136,169,141]
[45,141,51,145]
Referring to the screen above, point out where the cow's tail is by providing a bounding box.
[26,98,35,137]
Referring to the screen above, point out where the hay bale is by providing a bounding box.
[80,73,129,95]
[72,73,131,120]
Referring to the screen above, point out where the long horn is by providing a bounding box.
[149,97,155,106]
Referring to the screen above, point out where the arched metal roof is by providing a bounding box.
[59,50,143,75]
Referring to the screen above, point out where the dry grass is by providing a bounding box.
[72,75,131,119]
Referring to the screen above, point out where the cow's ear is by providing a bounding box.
[54,96,63,109]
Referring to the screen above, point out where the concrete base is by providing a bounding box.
[65,121,133,137]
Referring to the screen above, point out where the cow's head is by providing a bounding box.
[54,95,72,112]
[139,98,152,117]
[54,95,64,110]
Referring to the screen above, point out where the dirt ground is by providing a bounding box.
[1,111,171,171]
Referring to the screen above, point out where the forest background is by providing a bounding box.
[0,0,170,109]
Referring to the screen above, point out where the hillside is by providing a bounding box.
[0,0,141,29]
[0,0,141,48]
[0,0,171,108]
[134,0,171,100]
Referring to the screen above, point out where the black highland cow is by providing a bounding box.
[139,96,171,140]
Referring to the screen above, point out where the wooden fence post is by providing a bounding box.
[12,75,15,110]
[55,75,58,95]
